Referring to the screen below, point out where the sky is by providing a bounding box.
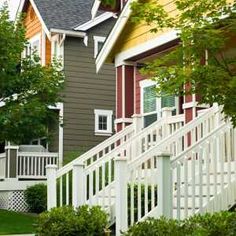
[0,0,21,20]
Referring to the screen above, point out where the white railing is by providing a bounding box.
[172,122,236,219]
[17,152,58,179]
[54,124,135,207]
[50,112,184,212]
[114,105,224,234]
[0,152,6,179]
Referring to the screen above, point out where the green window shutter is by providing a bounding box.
[143,85,156,113]
[161,95,175,108]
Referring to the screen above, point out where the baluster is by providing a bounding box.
[137,166,142,220]
[205,142,210,205]
[191,150,196,214]
[130,170,135,226]
[89,171,93,206]
[144,161,148,215]
[102,162,105,208]
[66,173,69,205]
[176,162,181,220]
[184,156,188,218]
[95,166,99,205]
[212,137,218,211]
[198,147,203,213]
[60,176,63,206]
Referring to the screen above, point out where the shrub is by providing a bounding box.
[36,205,108,236]
[25,183,47,213]
[124,211,236,236]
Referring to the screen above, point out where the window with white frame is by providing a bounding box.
[24,33,41,58]
[141,80,178,127]
[93,36,106,58]
[94,109,113,136]
[51,34,64,67]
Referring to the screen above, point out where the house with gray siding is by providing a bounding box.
[18,0,116,164]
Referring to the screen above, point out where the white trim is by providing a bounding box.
[18,0,51,39]
[93,36,106,58]
[115,30,178,67]
[50,28,86,38]
[48,102,63,168]
[114,118,133,124]
[41,30,46,66]
[96,0,133,72]
[122,65,125,123]
[182,102,210,110]
[75,12,114,31]
[139,79,156,88]
[94,109,113,136]
[91,0,101,19]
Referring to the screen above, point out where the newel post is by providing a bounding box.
[132,114,142,134]
[157,152,172,218]
[5,144,19,179]
[162,107,173,138]
[46,164,57,210]
[115,157,128,236]
[72,163,85,208]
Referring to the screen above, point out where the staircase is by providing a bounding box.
[46,105,236,236]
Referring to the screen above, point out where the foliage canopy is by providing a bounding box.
[131,0,236,126]
[0,7,64,144]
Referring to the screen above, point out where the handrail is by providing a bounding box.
[128,105,220,169]
[57,123,135,176]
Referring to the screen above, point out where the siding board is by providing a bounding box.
[63,19,116,152]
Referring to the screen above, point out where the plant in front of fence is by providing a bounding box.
[123,211,236,236]
[25,184,47,213]
[36,205,108,236]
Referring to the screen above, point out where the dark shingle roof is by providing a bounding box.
[33,0,96,31]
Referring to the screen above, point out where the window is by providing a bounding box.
[23,33,40,58]
[141,80,178,127]
[94,109,113,136]
[51,34,64,67]
[93,36,106,58]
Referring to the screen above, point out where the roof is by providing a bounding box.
[96,0,133,72]
[33,0,99,31]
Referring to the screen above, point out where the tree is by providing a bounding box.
[131,0,236,126]
[0,7,64,144]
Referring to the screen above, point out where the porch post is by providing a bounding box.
[5,144,19,179]
[115,64,134,132]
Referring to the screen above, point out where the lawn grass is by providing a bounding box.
[63,148,88,165]
[0,209,37,235]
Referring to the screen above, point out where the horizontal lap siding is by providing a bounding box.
[63,19,116,152]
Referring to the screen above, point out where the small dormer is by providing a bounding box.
[91,0,128,19]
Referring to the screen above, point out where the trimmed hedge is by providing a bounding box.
[36,205,108,236]
[24,183,47,213]
[124,211,236,236]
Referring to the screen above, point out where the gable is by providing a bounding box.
[107,0,177,59]
[24,2,42,39]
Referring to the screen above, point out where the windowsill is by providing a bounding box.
[95,131,112,137]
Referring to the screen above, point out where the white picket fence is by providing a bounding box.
[47,104,236,236]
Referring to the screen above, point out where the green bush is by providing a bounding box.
[36,205,108,236]
[124,211,236,236]
[25,183,47,213]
